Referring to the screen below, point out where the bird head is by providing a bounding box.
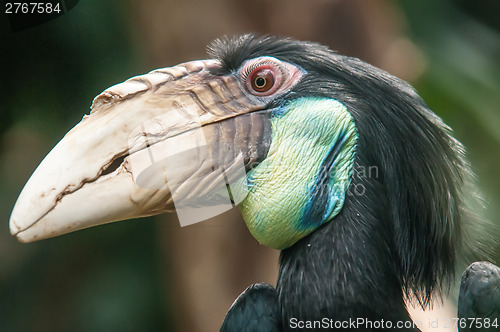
[10,35,469,305]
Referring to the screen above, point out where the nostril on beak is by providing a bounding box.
[101,154,128,176]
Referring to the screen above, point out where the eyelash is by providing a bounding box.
[240,60,281,81]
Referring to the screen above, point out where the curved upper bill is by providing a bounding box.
[10,59,269,243]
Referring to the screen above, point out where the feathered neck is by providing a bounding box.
[277,152,419,331]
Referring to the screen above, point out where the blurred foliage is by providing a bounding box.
[0,0,499,331]
[1,1,171,331]
[399,0,500,259]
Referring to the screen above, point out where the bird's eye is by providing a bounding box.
[249,68,275,93]
[242,60,284,97]
[240,57,305,98]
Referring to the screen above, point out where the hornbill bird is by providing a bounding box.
[9,35,499,331]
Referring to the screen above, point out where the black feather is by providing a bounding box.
[221,283,282,332]
[458,262,500,332]
[210,35,486,329]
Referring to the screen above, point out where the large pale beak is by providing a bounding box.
[10,60,271,243]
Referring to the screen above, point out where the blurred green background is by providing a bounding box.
[1,0,499,331]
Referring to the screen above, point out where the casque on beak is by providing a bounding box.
[9,59,271,243]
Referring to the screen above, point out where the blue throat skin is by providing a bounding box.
[238,97,358,249]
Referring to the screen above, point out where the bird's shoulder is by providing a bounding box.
[458,261,500,331]
[221,283,282,332]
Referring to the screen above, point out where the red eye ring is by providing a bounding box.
[244,63,283,96]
